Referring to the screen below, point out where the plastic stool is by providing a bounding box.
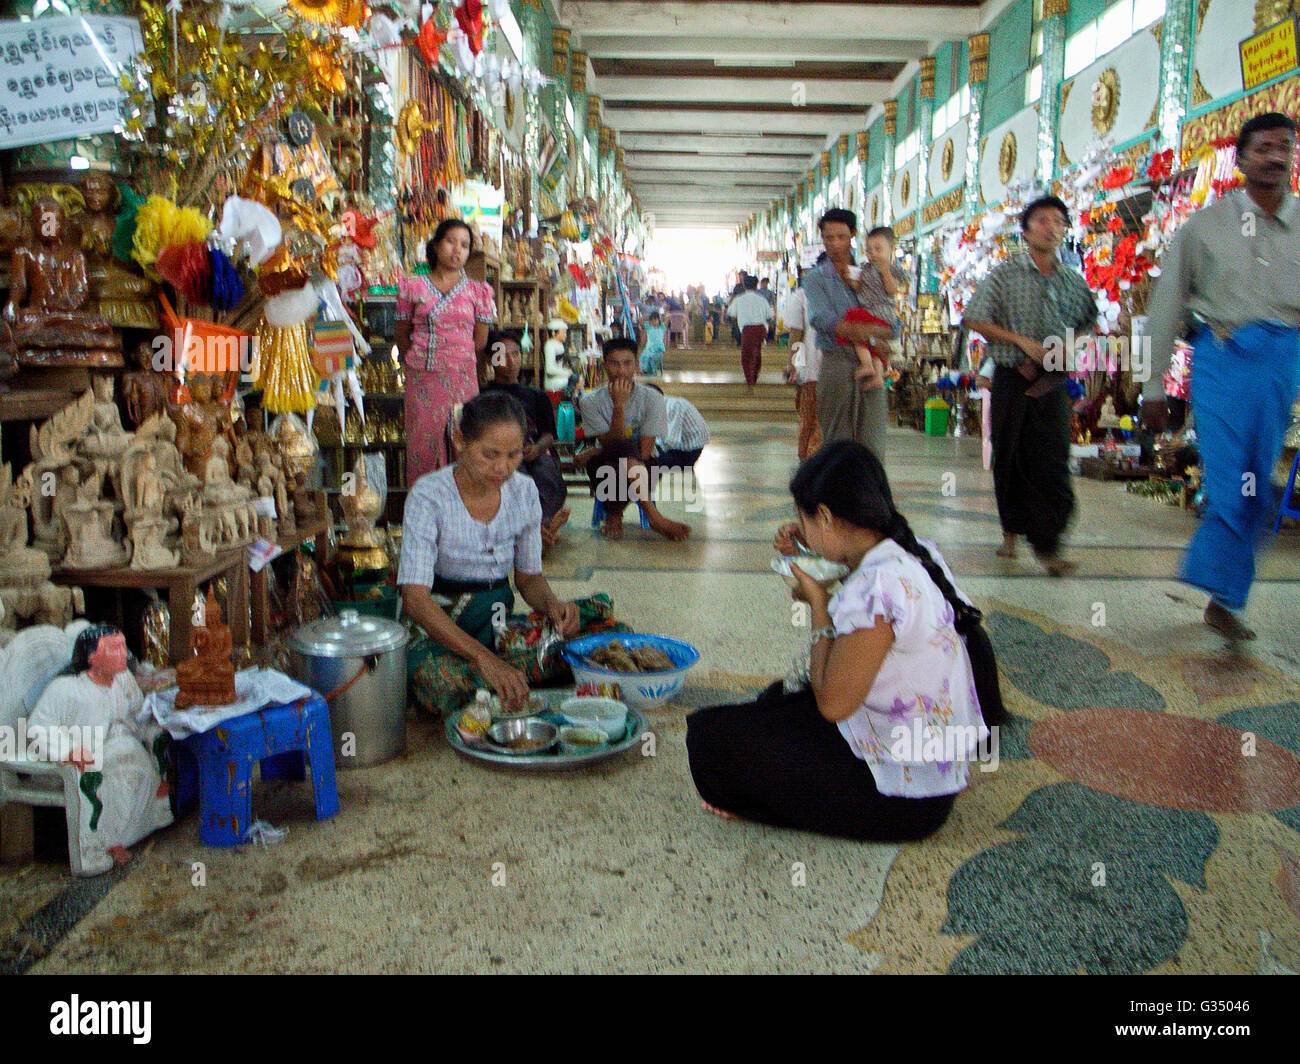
[591,497,651,530]
[176,694,339,847]
[1274,449,1300,532]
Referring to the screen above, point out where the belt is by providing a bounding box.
[431,575,510,596]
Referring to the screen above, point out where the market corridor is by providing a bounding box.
[6,370,1300,975]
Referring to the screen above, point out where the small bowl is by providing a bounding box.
[488,693,547,721]
[486,717,559,756]
[771,554,850,590]
[560,697,628,740]
[557,725,608,755]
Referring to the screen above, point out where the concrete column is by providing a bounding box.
[916,57,936,290]
[1156,0,1195,151]
[1038,0,1068,186]
[882,100,898,224]
[856,131,870,224]
[837,133,850,204]
[964,33,989,221]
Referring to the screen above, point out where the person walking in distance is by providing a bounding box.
[962,195,1097,575]
[1142,112,1300,642]
[802,208,897,459]
[784,261,824,460]
[727,276,774,392]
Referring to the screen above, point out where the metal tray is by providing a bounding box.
[445,688,649,770]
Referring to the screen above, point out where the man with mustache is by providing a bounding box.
[1143,112,1300,642]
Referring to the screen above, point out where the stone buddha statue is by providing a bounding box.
[174,586,237,710]
[3,196,122,367]
[79,172,159,330]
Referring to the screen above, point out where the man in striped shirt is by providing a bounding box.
[646,385,710,476]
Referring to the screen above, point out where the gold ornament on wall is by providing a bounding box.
[397,100,437,156]
[901,171,911,207]
[940,138,955,182]
[1090,67,1121,137]
[1255,0,1300,34]
[998,131,1018,184]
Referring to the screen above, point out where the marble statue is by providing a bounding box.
[26,624,173,876]
[2,196,122,367]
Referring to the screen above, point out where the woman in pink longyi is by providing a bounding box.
[395,219,496,483]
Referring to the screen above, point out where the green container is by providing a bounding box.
[924,407,950,436]
[330,589,399,621]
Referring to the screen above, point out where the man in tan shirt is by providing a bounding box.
[1143,112,1300,642]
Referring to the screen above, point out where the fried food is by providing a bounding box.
[586,640,674,672]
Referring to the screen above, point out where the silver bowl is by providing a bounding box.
[486,717,559,756]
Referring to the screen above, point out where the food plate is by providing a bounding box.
[445,688,649,770]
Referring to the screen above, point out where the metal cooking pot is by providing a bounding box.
[289,609,409,769]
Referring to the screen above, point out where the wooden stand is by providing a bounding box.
[52,549,250,665]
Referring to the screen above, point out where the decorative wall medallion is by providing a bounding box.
[941,138,955,182]
[871,194,880,226]
[901,171,911,207]
[998,131,1019,183]
[1091,67,1121,137]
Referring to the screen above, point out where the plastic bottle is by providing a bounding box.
[556,400,576,444]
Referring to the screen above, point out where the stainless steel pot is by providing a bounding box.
[288,609,409,769]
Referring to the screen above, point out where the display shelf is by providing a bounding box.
[51,549,249,666]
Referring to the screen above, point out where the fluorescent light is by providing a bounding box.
[69,155,89,170]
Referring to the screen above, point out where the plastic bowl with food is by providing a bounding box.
[557,724,609,755]
[561,633,700,711]
[559,696,629,740]
[486,717,559,756]
[770,554,850,590]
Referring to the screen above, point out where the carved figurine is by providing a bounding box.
[26,624,173,875]
[172,375,236,479]
[174,586,237,710]
[79,172,159,330]
[82,375,133,500]
[338,455,387,571]
[122,340,172,428]
[61,471,129,570]
[123,451,178,570]
[2,196,122,367]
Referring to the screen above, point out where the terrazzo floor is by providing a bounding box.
[4,367,1300,975]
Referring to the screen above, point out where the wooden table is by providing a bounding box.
[52,549,250,665]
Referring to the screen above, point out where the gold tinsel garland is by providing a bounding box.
[255,321,319,414]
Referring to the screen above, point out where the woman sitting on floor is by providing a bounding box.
[686,440,1003,842]
[398,391,625,715]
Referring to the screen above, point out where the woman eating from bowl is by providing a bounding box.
[399,391,626,715]
[685,440,1004,841]
[395,219,495,484]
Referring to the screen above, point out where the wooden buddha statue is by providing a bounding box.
[174,586,237,710]
[3,196,122,367]
[80,172,159,330]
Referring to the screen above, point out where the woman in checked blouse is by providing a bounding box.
[395,219,496,483]
[398,392,626,715]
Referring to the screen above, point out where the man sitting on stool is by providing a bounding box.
[576,336,691,542]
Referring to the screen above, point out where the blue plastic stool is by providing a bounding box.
[1274,448,1300,532]
[175,694,339,848]
[592,497,651,530]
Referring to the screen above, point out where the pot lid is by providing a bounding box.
[289,609,409,657]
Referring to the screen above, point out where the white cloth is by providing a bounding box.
[397,466,543,587]
[543,338,570,391]
[142,668,314,740]
[828,538,987,799]
[783,288,822,384]
[660,396,710,451]
[726,291,774,329]
[28,671,172,876]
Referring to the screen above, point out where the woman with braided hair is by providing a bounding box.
[686,441,1004,841]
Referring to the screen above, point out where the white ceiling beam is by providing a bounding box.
[619,133,824,154]
[625,153,808,172]
[595,76,891,106]
[608,108,867,135]
[581,34,930,62]
[561,3,977,42]
[630,168,796,185]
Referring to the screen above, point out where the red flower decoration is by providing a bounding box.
[455,0,484,54]
[1107,215,1124,232]
[1101,165,1135,190]
[418,18,447,64]
[1146,149,1175,181]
